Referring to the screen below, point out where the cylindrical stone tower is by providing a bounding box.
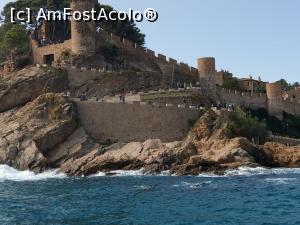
[71,0,96,55]
[266,81,283,119]
[197,57,216,78]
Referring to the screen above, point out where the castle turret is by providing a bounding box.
[197,57,218,99]
[71,0,96,55]
[197,57,216,78]
[266,81,283,119]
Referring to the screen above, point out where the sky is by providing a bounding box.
[1,0,300,83]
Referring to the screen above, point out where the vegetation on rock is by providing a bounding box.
[248,108,300,139]
[222,74,242,91]
[225,107,268,144]
[0,23,30,67]
[280,79,299,91]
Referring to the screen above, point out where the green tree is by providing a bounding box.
[225,107,268,144]
[98,40,120,63]
[279,79,289,91]
[0,24,30,66]
[95,5,145,45]
[2,1,145,45]
[222,77,241,90]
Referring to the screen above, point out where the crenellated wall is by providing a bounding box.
[217,88,268,109]
[96,30,199,78]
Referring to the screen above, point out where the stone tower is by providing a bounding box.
[197,57,216,79]
[70,0,96,55]
[266,81,283,119]
[197,57,218,100]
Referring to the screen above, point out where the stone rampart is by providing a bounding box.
[282,99,300,116]
[217,88,267,109]
[96,31,199,77]
[268,135,300,146]
[74,101,202,142]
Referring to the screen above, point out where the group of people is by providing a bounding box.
[119,94,126,103]
[79,94,88,101]
[214,102,236,111]
[39,38,64,47]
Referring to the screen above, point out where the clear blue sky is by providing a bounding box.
[1,0,299,83]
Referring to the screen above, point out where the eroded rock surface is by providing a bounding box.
[0,93,77,172]
[0,67,68,112]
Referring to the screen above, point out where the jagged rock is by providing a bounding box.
[0,67,68,112]
[261,142,300,167]
[0,93,77,172]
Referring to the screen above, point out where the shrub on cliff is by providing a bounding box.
[225,107,268,144]
[222,77,242,91]
[98,40,120,64]
[247,108,300,139]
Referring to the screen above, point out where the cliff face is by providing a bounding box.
[0,67,68,113]
[57,110,300,176]
[0,93,77,172]
[0,66,299,176]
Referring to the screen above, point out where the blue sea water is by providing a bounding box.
[1,166,300,225]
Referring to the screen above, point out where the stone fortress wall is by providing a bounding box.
[31,39,72,65]
[30,0,300,121]
[217,88,268,110]
[96,30,199,77]
[74,101,202,142]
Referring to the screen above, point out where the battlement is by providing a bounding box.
[217,87,268,110]
[96,30,199,76]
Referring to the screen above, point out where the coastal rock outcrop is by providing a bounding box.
[0,93,77,172]
[0,66,299,176]
[58,110,300,176]
[0,67,68,113]
[261,142,300,167]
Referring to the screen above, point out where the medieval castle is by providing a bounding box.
[30,0,300,123]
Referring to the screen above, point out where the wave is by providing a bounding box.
[134,185,152,190]
[93,169,146,177]
[92,169,173,177]
[173,181,212,189]
[224,166,300,177]
[0,165,66,182]
[265,178,297,185]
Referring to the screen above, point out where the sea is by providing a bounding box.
[1,165,300,225]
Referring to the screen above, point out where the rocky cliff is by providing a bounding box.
[0,67,68,112]
[0,66,299,176]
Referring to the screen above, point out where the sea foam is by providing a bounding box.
[224,166,300,177]
[0,165,66,182]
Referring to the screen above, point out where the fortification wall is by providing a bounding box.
[31,39,71,65]
[74,101,202,142]
[268,135,300,146]
[282,99,300,116]
[217,88,267,109]
[96,31,199,78]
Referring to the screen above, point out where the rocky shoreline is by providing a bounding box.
[0,67,299,176]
